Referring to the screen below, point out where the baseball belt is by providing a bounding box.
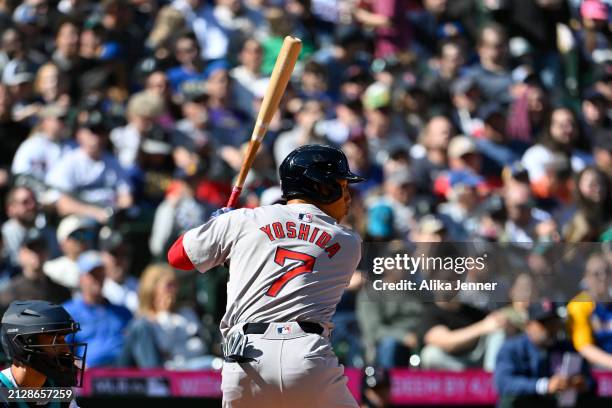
[243,322,323,335]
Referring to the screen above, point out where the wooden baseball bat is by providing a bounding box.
[226,36,302,208]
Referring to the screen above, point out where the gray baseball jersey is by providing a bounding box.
[182,203,362,337]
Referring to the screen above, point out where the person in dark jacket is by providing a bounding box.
[0,229,70,311]
[494,300,598,408]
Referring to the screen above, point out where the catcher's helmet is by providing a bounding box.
[279,145,365,204]
[1,300,87,387]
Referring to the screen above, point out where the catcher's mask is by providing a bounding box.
[1,300,87,387]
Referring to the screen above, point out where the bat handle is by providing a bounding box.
[226,186,242,208]
[225,140,262,208]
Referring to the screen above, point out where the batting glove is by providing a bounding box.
[210,207,234,219]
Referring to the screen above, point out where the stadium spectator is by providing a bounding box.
[51,20,82,87]
[166,32,205,96]
[474,103,529,174]
[0,229,70,309]
[318,97,364,146]
[205,62,250,148]
[11,103,69,183]
[367,168,417,238]
[495,300,596,408]
[364,104,410,167]
[353,0,412,58]
[567,253,612,370]
[498,272,539,336]
[110,90,165,169]
[63,250,132,368]
[144,70,181,129]
[564,166,611,242]
[192,0,263,62]
[231,38,267,117]
[422,40,466,112]
[98,0,146,68]
[357,259,423,367]
[522,107,593,188]
[437,172,482,240]
[45,107,133,223]
[43,215,95,290]
[411,115,454,196]
[146,6,186,61]
[1,185,57,267]
[581,89,610,140]
[99,227,138,313]
[465,23,513,104]
[341,138,383,197]
[419,269,507,370]
[506,79,550,144]
[434,135,489,199]
[298,60,333,105]
[502,180,552,243]
[274,99,326,166]
[174,86,211,154]
[118,264,212,369]
[149,167,211,259]
[32,62,70,107]
[449,76,484,138]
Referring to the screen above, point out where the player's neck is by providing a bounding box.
[287,199,310,205]
[10,364,47,388]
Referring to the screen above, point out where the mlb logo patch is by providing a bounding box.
[277,325,292,335]
[299,213,313,223]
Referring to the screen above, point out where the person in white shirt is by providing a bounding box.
[521,107,593,184]
[1,185,58,267]
[230,38,268,116]
[110,91,165,169]
[11,103,71,182]
[43,215,96,290]
[502,181,553,244]
[192,0,264,61]
[46,108,133,224]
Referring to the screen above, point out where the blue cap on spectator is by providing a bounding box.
[448,170,484,188]
[204,60,230,78]
[367,204,394,239]
[77,251,104,275]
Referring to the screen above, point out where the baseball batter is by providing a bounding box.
[168,145,364,407]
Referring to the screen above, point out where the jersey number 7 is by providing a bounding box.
[266,247,316,297]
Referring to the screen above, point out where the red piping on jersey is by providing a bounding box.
[167,234,195,270]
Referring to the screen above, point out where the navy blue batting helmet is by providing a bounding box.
[279,145,365,204]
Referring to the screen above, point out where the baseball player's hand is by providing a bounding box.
[210,207,235,219]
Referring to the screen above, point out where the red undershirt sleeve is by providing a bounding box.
[167,234,195,270]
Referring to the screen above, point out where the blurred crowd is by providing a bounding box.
[0,0,611,403]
